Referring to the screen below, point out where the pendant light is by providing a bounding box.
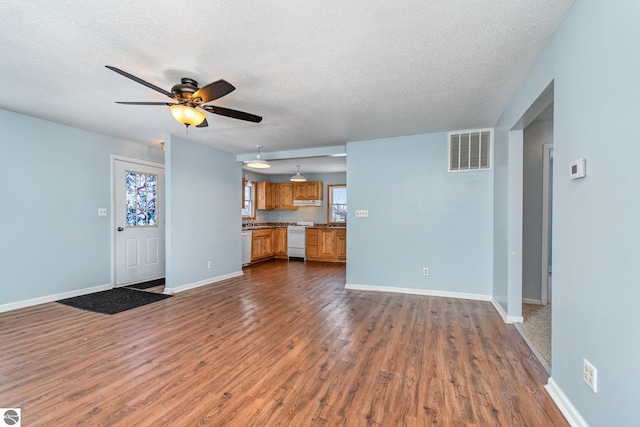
[290,165,307,182]
[246,145,270,169]
[168,104,206,127]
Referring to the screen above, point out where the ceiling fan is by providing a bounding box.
[106,66,262,128]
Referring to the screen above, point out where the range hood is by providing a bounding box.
[293,199,322,207]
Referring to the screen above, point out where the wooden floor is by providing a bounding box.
[0,260,567,426]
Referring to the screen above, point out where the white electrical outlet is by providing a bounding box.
[583,359,598,392]
[355,210,369,217]
[423,267,429,276]
[98,208,107,216]
[207,261,213,269]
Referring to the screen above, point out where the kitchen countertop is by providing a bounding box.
[242,222,346,230]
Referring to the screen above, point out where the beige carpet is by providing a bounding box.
[521,303,551,367]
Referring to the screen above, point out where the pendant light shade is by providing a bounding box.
[169,104,206,127]
[290,165,307,182]
[247,145,270,169]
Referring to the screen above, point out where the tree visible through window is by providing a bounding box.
[125,171,157,226]
[328,185,347,223]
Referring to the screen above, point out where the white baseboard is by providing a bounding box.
[344,283,492,302]
[491,298,524,324]
[164,271,244,294]
[0,283,113,313]
[545,377,588,427]
[514,323,550,373]
[523,298,542,305]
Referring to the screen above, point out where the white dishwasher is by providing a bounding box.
[242,230,252,266]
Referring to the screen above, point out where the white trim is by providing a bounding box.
[164,271,244,294]
[545,377,588,427]
[0,283,113,313]
[491,298,524,324]
[514,323,550,373]
[344,284,492,301]
[541,143,553,306]
[110,154,164,169]
[523,298,542,305]
[111,156,166,287]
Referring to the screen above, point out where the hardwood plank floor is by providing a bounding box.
[0,260,567,426]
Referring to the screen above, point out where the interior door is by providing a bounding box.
[114,159,165,286]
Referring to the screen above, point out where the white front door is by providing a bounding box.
[114,159,165,286]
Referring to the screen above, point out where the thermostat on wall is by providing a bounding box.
[569,158,586,179]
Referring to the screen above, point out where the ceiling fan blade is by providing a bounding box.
[192,80,235,103]
[196,118,209,128]
[204,105,262,123]
[106,66,173,98]
[115,101,175,105]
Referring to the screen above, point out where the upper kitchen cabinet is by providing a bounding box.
[293,181,322,201]
[256,182,298,211]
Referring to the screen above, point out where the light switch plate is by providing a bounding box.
[355,210,369,218]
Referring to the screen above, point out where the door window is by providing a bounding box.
[125,171,157,226]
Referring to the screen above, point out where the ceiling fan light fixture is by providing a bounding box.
[247,145,270,169]
[290,165,307,182]
[169,104,206,126]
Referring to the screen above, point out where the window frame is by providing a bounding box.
[327,184,347,224]
[242,179,256,220]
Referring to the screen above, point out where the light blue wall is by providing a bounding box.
[165,135,242,288]
[549,0,640,424]
[496,0,640,423]
[244,172,347,224]
[0,109,163,307]
[346,133,493,295]
[494,37,556,318]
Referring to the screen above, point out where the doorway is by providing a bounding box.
[113,158,165,286]
[520,104,553,370]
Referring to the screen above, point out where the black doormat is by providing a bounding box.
[57,288,171,315]
[125,278,165,290]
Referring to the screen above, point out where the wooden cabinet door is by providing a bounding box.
[318,229,336,259]
[336,229,346,260]
[305,181,322,200]
[293,181,322,200]
[262,233,273,258]
[293,182,306,200]
[256,182,267,210]
[306,228,318,258]
[252,229,273,260]
[279,183,295,209]
[266,183,277,210]
[251,232,262,261]
[273,228,288,257]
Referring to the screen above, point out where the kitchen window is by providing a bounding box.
[328,184,347,223]
[242,179,255,219]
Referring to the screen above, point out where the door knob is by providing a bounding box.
[117,227,124,232]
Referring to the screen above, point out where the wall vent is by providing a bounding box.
[449,130,492,171]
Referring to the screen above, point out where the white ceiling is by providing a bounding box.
[0,0,573,173]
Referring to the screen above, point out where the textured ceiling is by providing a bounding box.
[0,0,573,170]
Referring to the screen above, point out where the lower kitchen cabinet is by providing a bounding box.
[273,227,288,258]
[251,229,273,261]
[250,227,288,263]
[306,228,346,262]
